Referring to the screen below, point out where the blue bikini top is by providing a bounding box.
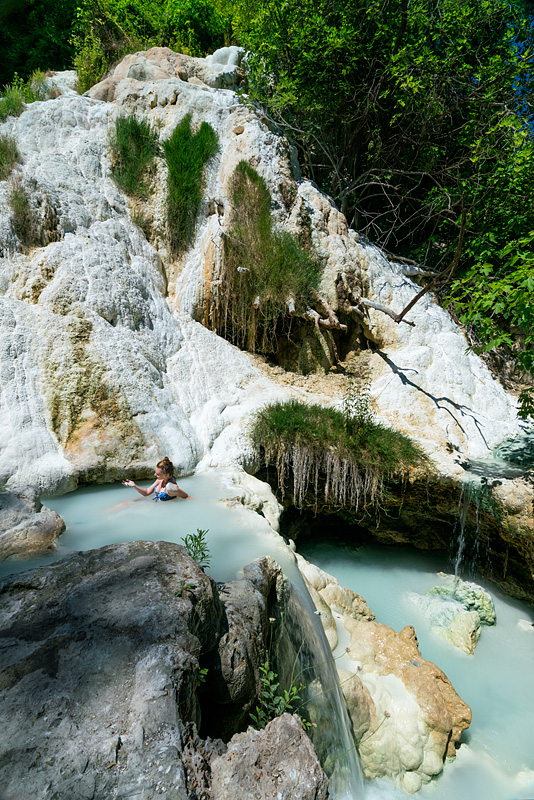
[153,477,177,502]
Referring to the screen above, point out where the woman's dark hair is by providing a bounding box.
[157,456,174,477]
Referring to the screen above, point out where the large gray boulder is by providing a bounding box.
[0,541,326,800]
[0,487,64,560]
[0,540,220,799]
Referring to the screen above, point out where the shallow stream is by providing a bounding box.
[2,472,534,799]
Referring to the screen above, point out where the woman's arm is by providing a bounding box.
[166,483,190,499]
[122,480,156,497]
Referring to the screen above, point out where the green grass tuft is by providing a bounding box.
[8,175,38,247]
[163,113,219,255]
[0,134,19,180]
[251,400,429,511]
[0,85,24,121]
[109,115,160,199]
[213,161,322,354]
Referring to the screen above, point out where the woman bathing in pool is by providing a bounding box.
[122,457,190,501]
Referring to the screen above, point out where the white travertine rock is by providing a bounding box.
[0,50,528,496]
[408,574,496,654]
[358,248,525,462]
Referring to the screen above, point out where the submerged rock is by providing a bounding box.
[408,574,496,654]
[0,487,64,560]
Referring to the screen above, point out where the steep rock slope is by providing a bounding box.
[0,47,525,497]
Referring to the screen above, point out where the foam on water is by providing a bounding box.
[299,541,534,800]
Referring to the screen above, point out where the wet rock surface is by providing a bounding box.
[408,574,496,654]
[0,542,324,800]
[0,487,65,561]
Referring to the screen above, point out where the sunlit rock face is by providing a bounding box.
[0,68,289,492]
[358,250,525,464]
[0,541,325,800]
[298,555,472,794]
[0,47,526,496]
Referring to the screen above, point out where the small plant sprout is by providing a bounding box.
[181,528,211,570]
[250,657,312,732]
[196,667,209,687]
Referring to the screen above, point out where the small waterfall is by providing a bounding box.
[452,481,491,578]
[453,485,469,577]
[275,576,364,800]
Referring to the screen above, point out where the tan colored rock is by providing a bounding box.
[493,478,534,530]
[88,46,245,99]
[344,618,471,790]
[297,556,471,793]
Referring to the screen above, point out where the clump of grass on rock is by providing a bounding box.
[214,161,322,354]
[8,175,38,247]
[0,134,19,180]
[0,70,56,121]
[0,84,24,121]
[251,400,429,511]
[109,114,159,199]
[163,112,219,255]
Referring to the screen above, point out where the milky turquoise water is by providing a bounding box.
[0,472,362,800]
[2,475,534,799]
[0,472,294,583]
[299,541,534,800]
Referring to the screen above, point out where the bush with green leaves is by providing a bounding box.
[0,134,19,181]
[181,528,211,570]
[0,70,58,121]
[225,0,534,390]
[251,399,429,511]
[213,161,322,354]
[73,30,108,94]
[69,0,229,92]
[109,114,159,198]
[250,656,310,730]
[163,113,218,254]
[448,230,534,417]
[342,358,374,436]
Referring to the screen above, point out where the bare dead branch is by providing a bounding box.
[360,298,416,327]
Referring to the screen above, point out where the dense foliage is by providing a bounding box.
[214,161,322,353]
[223,0,534,398]
[226,0,534,264]
[0,0,228,87]
[163,113,219,254]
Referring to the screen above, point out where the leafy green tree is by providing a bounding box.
[0,0,228,88]
[224,0,534,402]
[0,0,78,84]
[226,0,534,264]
